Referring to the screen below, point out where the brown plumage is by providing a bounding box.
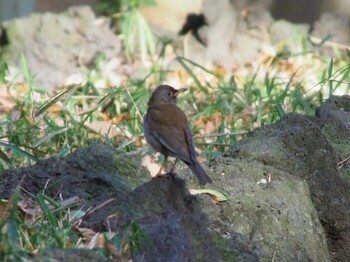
[143,85,212,185]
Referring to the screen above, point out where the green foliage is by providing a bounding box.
[98,0,156,63]
[0,191,80,261]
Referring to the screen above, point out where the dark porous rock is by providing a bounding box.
[227,110,350,261]
[316,95,350,161]
[207,157,329,261]
[106,175,261,262]
[0,142,151,231]
[315,95,350,185]
[0,142,260,261]
[33,248,115,262]
[0,6,121,90]
[0,143,128,209]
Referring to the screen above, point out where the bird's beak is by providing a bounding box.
[173,88,188,96]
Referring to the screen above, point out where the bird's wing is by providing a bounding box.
[183,124,198,163]
[147,104,194,164]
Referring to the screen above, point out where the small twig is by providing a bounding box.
[195,130,250,139]
[124,85,143,123]
[338,156,350,169]
[116,137,137,150]
[18,186,36,199]
[272,250,276,262]
[85,198,117,217]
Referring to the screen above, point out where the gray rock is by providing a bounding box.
[207,157,330,262]
[228,110,350,261]
[33,248,115,262]
[124,175,261,262]
[316,95,350,160]
[0,143,129,208]
[198,0,267,69]
[316,95,350,187]
[312,12,350,45]
[270,20,310,52]
[0,6,121,90]
[177,0,272,71]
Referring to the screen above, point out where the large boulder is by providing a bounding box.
[225,110,350,261]
[0,6,121,90]
[206,157,330,261]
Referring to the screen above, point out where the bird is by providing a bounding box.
[143,84,212,185]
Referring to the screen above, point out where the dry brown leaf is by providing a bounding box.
[95,233,106,248]
[47,103,63,114]
[189,189,228,205]
[105,243,120,258]
[112,114,132,124]
[193,113,222,135]
[98,112,111,121]
[0,84,15,113]
[76,227,97,242]
[16,83,30,93]
[214,66,227,77]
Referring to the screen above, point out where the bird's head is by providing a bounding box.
[148,85,187,106]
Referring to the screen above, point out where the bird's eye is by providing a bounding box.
[168,92,172,96]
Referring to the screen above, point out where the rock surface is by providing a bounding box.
[226,112,350,261]
[1,96,350,261]
[0,6,121,90]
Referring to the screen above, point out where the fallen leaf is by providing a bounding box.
[189,189,229,204]
[215,66,227,77]
[47,103,63,114]
[134,137,143,147]
[99,112,111,121]
[141,154,161,177]
[112,113,132,124]
[16,83,30,93]
[76,227,97,242]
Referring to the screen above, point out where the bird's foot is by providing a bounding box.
[169,158,178,173]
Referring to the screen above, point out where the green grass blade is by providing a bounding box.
[35,85,76,118]
[20,53,32,84]
[36,193,58,227]
[39,193,61,209]
[177,56,216,76]
[328,58,334,97]
[315,34,332,48]
[32,127,69,148]
[275,103,286,118]
[277,70,297,104]
[0,141,38,161]
[176,57,205,91]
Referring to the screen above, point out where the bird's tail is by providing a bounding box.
[187,161,212,185]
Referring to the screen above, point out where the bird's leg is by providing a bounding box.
[156,155,168,177]
[169,158,179,173]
